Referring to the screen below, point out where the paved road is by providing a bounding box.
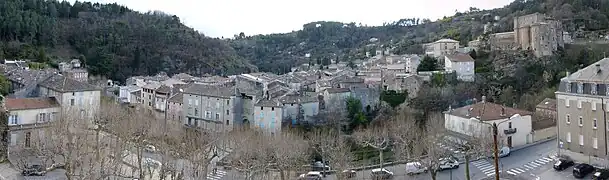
[319,139,558,180]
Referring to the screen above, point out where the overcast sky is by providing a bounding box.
[74,0,514,38]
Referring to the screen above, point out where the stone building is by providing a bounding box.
[513,13,564,57]
[476,13,564,57]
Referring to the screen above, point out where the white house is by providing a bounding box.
[405,55,421,73]
[444,54,475,82]
[444,100,534,148]
[119,85,141,103]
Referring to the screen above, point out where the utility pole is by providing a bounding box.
[493,122,500,180]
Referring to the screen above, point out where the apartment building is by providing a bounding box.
[182,84,237,132]
[253,98,283,135]
[37,74,101,120]
[556,58,609,165]
[444,53,475,82]
[424,39,460,58]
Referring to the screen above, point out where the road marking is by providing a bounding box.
[523,164,535,169]
[530,162,541,166]
[535,159,548,164]
[514,168,526,173]
[542,157,553,161]
[207,170,227,180]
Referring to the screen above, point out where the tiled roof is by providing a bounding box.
[326,88,351,94]
[5,97,60,111]
[168,92,184,103]
[4,68,57,86]
[156,85,171,93]
[255,98,282,107]
[446,102,533,121]
[535,98,556,111]
[279,94,318,104]
[183,83,233,98]
[38,74,100,92]
[446,54,475,62]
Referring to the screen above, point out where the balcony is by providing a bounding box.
[504,128,517,135]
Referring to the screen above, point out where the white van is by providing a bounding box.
[499,147,511,158]
[405,162,428,175]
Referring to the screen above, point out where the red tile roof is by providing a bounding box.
[5,97,60,111]
[447,102,533,121]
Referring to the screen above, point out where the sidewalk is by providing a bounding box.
[0,162,21,180]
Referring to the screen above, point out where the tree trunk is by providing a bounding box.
[379,149,384,169]
[465,154,471,180]
[279,170,286,180]
[431,170,437,180]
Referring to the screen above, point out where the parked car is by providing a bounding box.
[498,147,511,158]
[573,163,595,178]
[144,144,157,153]
[143,158,161,168]
[22,164,46,176]
[438,157,460,170]
[594,169,609,180]
[370,168,393,180]
[297,171,323,180]
[553,158,575,171]
[405,162,428,175]
[311,161,331,175]
[341,169,356,178]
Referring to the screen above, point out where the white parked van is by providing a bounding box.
[405,162,428,175]
[499,147,510,158]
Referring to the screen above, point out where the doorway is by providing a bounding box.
[507,136,513,148]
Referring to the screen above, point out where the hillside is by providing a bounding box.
[0,0,256,81]
[231,0,609,74]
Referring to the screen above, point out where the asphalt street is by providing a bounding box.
[319,139,557,180]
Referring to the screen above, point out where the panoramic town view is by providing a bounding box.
[0,0,608,179]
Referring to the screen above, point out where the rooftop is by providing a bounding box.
[564,58,609,83]
[5,97,60,111]
[446,54,475,62]
[446,101,533,121]
[183,83,233,98]
[38,74,100,92]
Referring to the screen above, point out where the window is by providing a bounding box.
[260,112,264,118]
[261,107,264,110]
[38,113,45,123]
[227,100,230,105]
[226,120,230,125]
[566,114,570,124]
[195,100,199,106]
[226,110,229,115]
[565,98,570,107]
[9,115,18,125]
[594,137,599,149]
[566,82,571,93]
[216,102,220,108]
[566,132,571,142]
[579,116,583,126]
[148,95,151,99]
[70,99,75,106]
[25,132,31,148]
[592,83,598,95]
[271,107,275,111]
[508,122,512,128]
[10,133,16,146]
[592,102,597,111]
[215,113,220,120]
[205,111,212,119]
[594,118,598,129]
[194,108,199,116]
[579,134,584,146]
[188,99,192,105]
[577,100,582,109]
[72,92,75,96]
[577,82,583,93]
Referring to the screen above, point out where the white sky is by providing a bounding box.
[72,0,514,38]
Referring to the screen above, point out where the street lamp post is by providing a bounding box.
[475,116,515,180]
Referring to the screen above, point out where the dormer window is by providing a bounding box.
[565,82,571,93]
[591,83,598,95]
[577,82,583,94]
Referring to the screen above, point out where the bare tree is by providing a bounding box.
[390,108,420,163]
[352,122,392,170]
[460,125,496,180]
[228,128,273,180]
[310,129,354,180]
[411,113,452,180]
[269,132,308,180]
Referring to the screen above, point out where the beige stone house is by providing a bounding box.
[5,97,61,150]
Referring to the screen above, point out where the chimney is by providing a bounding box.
[566,71,570,77]
[447,105,452,112]
[501,107,506,116]
[481,96,486,103]
[596,64,602,74]
[466,108,473,117]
